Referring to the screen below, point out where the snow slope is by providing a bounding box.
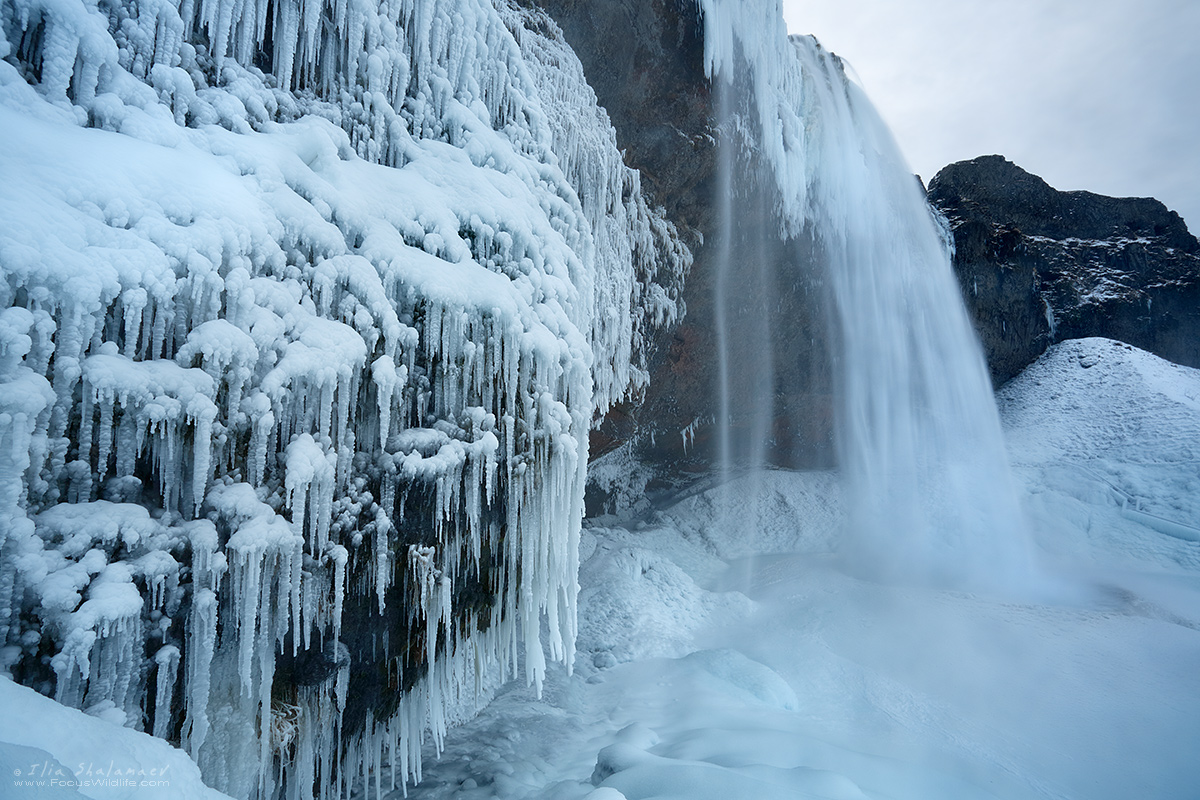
[394,338,1200,800]
[0,676,231,799]
[999,337,1200,565]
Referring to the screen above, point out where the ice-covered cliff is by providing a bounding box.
[0,0,687,796]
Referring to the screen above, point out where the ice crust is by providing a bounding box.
[0,0,687,796]
[382,340,1200,800]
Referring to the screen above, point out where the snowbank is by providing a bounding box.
[1000,337,1200,568]
[0,676,232,800]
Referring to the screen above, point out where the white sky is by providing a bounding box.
[781,0,1200,234]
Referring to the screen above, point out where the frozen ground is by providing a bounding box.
[3,336,1197,800]
[390,337,1200,800]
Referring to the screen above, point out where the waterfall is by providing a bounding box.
[713,77,778,485]
[702,1,1032,590]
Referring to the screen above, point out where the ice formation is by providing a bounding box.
[0,0,687,796]
[699,0,1031,587]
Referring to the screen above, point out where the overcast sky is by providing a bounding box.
[781,0,1200,234]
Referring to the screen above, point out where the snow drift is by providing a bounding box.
[397,338,1200,800]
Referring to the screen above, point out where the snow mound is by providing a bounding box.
[1000,337,1200,568]
[0,676,232,799]
[575,470,841,669]
[1000,337,1200,467]
[576,525,754,668]
[658,470,843,560]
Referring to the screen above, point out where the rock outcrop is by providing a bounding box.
[929,156,1200,385]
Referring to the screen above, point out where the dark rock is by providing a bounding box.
[274,638,349,687]
[525,0,713,235]
[533,0,835,508]
[929,155,1200,385]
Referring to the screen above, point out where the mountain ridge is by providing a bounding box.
[929,154,1200,385]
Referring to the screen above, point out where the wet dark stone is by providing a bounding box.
[533,0,836,505]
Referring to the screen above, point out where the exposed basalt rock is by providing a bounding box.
[930,155,1200,385]
[533,0,835,512]
[524,0,713,237]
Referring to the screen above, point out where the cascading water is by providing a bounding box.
[713,75,778,486]
[702,1,1032,590]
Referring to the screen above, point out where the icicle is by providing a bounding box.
[285,433,335,552]
[122,288,148,357]
[153,644,181,738]
[95,389,114,483]
[290,540,302,656]
[236,549,262,694]
[372,355,398,449]
[374,510,390,615]
[329,544,347,651]
[247,394,274,487]
[190,398,216,516]
[255,558,278,800]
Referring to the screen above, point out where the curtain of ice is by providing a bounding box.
[0,0,689,797]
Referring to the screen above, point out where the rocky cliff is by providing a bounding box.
[929,156,1200,385]
[533,0,835,516]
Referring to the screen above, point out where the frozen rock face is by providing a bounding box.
[929,155,1200,385]
[0,0,687,796]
